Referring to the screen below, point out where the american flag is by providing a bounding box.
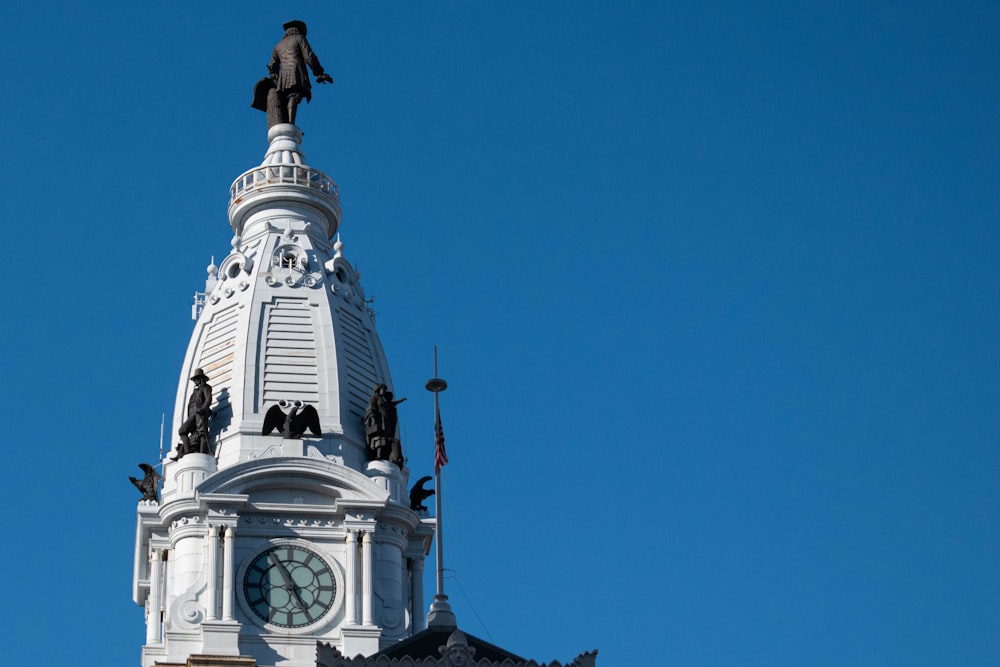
[433,402,448,473]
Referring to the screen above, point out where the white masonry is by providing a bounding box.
[133,124,434,667]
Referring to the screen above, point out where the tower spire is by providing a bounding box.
[133,76,433,663]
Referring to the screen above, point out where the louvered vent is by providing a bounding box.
[337,306,377,421]
[261,297,319,407]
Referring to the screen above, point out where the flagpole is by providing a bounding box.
[433,389,445,600]
[425,346,455,627]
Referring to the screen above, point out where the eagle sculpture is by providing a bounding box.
[130,463,161,502]
[409,475,435,512]
[262,400,322,439]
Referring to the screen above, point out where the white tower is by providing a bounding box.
[133,124,434,667]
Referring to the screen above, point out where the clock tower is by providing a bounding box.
[131,121,434,666]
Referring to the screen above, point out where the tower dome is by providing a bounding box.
[167,124,388,476]
[134,123,433,667]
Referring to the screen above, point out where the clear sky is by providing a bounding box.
[1,2,998,665]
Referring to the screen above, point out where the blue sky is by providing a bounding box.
[1,2,998,665]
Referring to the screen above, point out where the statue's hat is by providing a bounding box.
[190,368,210,381]
[283,20,308,36]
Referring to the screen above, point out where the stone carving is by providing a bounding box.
[244,514,336,528]
[409,475,435,512]
[266,244,320,287]
[174,368,213,460]
[170,515,206,530]
[170,593,206,631]
[251,20,333,128]
[364,384,406,468]
[129,463,161,502]
[439,631,476,666]
[262,400,322,438]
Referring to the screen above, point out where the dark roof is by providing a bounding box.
[372,625,526,663]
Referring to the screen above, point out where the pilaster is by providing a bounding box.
[222,526,236,621]
[344,530,359,625]
[361,531,375,626]
[147,549,165,644]
[205,526,219,620]
[410,558,425,633]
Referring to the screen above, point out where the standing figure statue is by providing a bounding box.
[252,20,333,128]
[174,368,213,460]
[364,384,407,468]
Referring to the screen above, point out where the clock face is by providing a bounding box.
[243,545,337,628]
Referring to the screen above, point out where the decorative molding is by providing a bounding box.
[378,524,407,538]
[242,514,340,528]
[171,515,206,530]
[170,593,206,631]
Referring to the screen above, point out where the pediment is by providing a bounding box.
[198,457,389,505]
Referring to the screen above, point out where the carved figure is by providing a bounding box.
[174,368,213,460]
[129,463,161,502]
[438,630,476,666]
[262,400,322,438]
[251,20,333,128]
[364,384,406,468]
[409,475,435,511]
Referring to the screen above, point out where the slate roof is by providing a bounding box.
[316,626,598,667]
[372,625,526,662]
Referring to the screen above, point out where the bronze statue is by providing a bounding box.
[409,475,435,512]
[252,20,333,128]
[130,463,161,502]
[262,400,322,438]
[364,384,406,468]
[174,368,212,460]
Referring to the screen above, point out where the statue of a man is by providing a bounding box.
[175,368,212,460]
[252,20,333,127]
[364,384,406,468]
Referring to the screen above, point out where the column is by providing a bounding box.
[361,531,374,626]
[410,558,425,632]
[222,526,236,620]
[205,525,219,620]
[146,549,163,644]
[344,531,359,625]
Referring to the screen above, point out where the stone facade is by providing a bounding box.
[133,125,434,667]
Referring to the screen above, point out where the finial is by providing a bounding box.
[204,256,219,297]
[334,234,344,258]
[427,594,457,629]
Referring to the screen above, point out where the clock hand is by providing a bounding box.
[267,552,308,610]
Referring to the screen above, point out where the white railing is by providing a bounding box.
[229,165,340,205]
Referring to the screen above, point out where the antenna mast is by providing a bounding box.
[158,413,165,462]
[157,413,165,497]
